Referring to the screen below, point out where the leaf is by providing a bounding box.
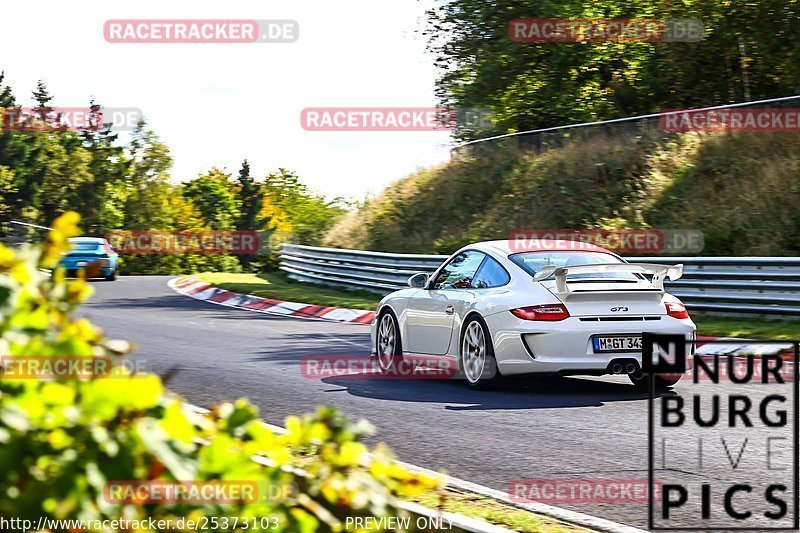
[137,418,197,480]
[159,401,197,445]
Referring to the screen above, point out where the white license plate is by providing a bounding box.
[76,261,87,267]
[593,336,642,352]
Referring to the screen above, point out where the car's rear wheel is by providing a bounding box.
[104,269,117,281]
[629,372,682,390]
[376,311,402,373]
[461,315,502,389]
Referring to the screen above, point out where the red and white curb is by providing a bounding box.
[168,276,376,324]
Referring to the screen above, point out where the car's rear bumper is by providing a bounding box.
[56,261,115,278]
[485,313,696,377]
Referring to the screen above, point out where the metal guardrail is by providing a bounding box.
[451,94,800,157]
[279,244,445,293]
[280,244,800,316]
[0,220,51,247]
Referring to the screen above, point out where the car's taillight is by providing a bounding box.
[511,304,570,321]
[665,301,689,319]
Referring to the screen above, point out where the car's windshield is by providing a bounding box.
[509,251,639,281]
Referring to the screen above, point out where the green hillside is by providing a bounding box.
[324,131,800,256]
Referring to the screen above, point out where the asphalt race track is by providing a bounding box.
[82,276,798,531]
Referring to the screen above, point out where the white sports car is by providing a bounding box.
[370,239,695,389]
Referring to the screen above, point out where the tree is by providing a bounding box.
[78,100,128,234]
[425,0,800,140]
[0,72,349,275]
[182,168,239,230]
[0,72,25,227]
[122,119,174,230]
[0,166,16,226]
[262,169,346,246]
[0,71,15,108]
[235,159,263,270]
[34,134,93,224]
[31,80,55,126]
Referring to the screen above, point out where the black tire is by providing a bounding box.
[375,309,402,373]
[629,373,682,391]
[104,270,117,281]
[460,315,503,390]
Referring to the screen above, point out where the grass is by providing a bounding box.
[692,314,800,340]
[285,454,587,532]
[410,488,591,533]
[191,273,800,340]
[190,271,382,310]
[323,131,800,257]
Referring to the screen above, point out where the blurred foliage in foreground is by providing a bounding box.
[0,213,440,531]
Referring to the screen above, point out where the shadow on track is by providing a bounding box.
[316,372,673,411]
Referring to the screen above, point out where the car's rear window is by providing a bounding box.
[509,251,639,281]
[69,242,101,251]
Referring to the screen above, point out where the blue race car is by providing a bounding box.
[57,237,119,281]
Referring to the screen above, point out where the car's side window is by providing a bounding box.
[432,251,486,289]
[471,256,510,288]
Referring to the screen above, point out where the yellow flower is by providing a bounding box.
[10,262,30,284]
[0,244,15,271]
[41,212,82,267]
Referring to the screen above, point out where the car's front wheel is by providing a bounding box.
[460,315,502,389]
[104,269,117,281]
[376,310,402,373]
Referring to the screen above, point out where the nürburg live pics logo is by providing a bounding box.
[645,334,799,530]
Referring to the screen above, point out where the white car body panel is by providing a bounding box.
[370,240,696,378]
[404,289,460,354]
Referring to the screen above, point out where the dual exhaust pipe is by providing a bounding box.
[609,361,638,375]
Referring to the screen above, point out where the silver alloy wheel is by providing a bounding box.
[377,313,396,370]
[462,321,486,384]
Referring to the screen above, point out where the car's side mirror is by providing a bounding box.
[408,273,430,289]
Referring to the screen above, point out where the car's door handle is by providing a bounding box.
[445,305,455,315]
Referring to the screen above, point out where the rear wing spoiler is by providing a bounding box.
[532,263,684,294]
